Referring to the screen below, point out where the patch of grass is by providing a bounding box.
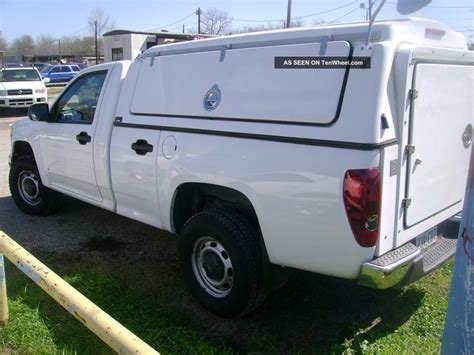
[1,264,232,354]
[335,261,453,354]
[0,298,57,354]
[0,250,454,354]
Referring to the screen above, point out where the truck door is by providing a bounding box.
[39,70,108,202]
[403,63,473,228]
[109,126,162,228]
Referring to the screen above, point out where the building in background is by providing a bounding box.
[103,30,211,62]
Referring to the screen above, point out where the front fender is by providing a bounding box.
[10,118,50,186]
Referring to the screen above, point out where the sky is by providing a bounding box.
[0,0,473,43]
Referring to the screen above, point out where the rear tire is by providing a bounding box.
[9,156,63,215]
[178,210,266,318]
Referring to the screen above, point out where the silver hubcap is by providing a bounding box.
[192,237,234,298]
[18,170,41,206]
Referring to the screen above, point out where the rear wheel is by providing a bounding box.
[178,210,266,318]
[9,156,63,215]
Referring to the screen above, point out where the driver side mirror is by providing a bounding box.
[28,103,50,122]
[43,77,51,84]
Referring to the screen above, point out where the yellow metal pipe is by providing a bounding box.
[0,231,159,355]
[0,254,8,325]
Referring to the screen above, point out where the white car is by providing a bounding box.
[0,67,48,112]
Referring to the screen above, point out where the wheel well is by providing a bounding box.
[172,183,259,234]
[12,141,34,162]
[172,183,288,292]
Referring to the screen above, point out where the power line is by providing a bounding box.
[149,12,195,31]
[144,1,364,32]
[232,0,359,23]
[328,6,361,24]
[293,0,359,20]
[145,0,473,35]
[170,19,197,31]
[232,18,282,23]
[62,25,90,38]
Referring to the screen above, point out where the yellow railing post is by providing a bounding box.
[0,253,8,325]
[0,231,159,355]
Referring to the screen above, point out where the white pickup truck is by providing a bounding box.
[8,17,473,317]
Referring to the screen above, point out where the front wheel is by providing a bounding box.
[178,210,266,318]
[9,156,63,215]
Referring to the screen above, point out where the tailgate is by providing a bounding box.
[404,63,473,228]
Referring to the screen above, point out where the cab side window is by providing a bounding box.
[51,71,107,124]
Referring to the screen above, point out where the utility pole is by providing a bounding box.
[58,39,61,62]
[94,20,98,64]
[368,0,373,21]
[286,0,292,28]
[196,8,202,34]
[182,24,185,33]
[361,2,371,21]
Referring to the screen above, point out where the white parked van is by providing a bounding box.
[8,17,473,317]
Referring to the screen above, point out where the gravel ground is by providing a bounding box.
[0,115,17,197]
[0,107,177,260]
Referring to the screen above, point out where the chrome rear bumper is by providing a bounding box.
[358,222,458,289]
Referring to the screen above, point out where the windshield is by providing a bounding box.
[40,65,52,73]
[0,69,41,82]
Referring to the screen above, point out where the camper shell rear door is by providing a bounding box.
[396,47,473,247]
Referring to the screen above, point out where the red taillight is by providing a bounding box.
[343,168,381,247]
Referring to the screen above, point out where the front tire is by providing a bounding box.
[178,210,266,318]
[9,156,62,215]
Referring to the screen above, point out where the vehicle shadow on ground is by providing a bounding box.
[0,195,426,353]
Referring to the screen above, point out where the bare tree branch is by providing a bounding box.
[88,7,115,38]
[201,8,232,35]
[9,35,35,55]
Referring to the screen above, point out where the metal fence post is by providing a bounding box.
[0,253,8,325]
